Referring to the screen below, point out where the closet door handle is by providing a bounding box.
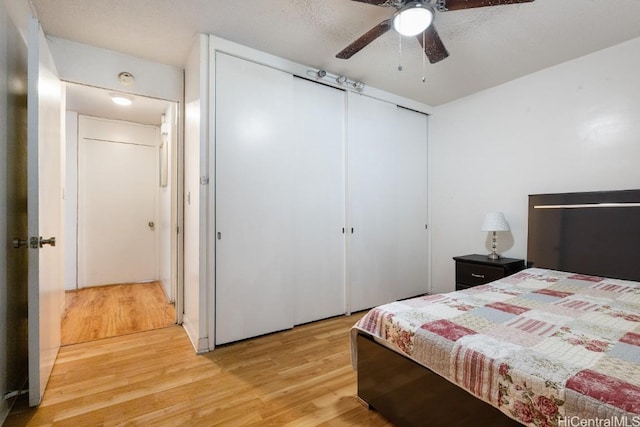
[217,232,222,240]
[351,227,354,234]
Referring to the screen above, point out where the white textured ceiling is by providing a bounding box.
[32,0,640,107]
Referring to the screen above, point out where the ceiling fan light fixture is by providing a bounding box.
[392,2,434,37]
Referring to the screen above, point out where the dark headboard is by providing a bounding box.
[527,190,640,281]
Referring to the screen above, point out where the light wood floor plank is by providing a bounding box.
[6,314,393,426]
[61,281,176,345]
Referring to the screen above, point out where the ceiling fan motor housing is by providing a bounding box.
[392,2,435,37]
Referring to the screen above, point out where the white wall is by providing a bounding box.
[63,111,77,290]
[429,36,640,294]
[182,34,210,352]
[47,37,182,103]
[158,105,176,301]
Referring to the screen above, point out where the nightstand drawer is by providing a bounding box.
[453,254,525,291]
[456,262,504,286]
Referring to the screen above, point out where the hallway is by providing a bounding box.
[61,282,175,345]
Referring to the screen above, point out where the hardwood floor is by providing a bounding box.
[61,281,176,345]
[6,313,393,426]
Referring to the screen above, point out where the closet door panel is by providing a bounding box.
[215,53,295,344]
[348,95,397,311]
[390,107,428,301]
[348,95,428,312]
[292,78,345,325]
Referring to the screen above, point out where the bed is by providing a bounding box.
[352,189,640,426]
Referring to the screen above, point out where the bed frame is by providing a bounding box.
[356,189,640,426]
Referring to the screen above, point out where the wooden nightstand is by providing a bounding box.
[453,254,525,291]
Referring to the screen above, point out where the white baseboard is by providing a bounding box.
[181,315,209,354]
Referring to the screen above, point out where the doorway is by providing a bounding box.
[61,82,181,345]
[77,116,160,287]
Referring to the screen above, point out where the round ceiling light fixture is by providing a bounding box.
[392,2,435,37]
[110,93,133,106]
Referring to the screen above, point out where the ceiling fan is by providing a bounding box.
[336,0,535,64]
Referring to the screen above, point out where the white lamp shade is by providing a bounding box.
[482,212,510,232]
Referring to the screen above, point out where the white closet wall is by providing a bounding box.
[348,95,428,312]
[215,53,296,345]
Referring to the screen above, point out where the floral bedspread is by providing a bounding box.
[351,268,640,426]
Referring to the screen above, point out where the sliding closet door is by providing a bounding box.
[348,95,428,312]
[292,78,345,325]
[215,53,295,344]
[391,106,429,300]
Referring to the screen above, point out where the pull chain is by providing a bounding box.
[398,32,403,72]
[421,30,426,83]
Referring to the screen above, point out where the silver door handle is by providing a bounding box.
[39,236,56,248]
[12,236,55,248]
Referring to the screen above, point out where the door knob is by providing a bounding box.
[39,236,56,248]
[13,237,55,248]
[148,221,155,230]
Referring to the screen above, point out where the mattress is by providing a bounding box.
[351,268,640,426]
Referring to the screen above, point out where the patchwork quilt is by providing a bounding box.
[351,268,640,426]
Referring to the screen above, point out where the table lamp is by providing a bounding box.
[482,212,510,260]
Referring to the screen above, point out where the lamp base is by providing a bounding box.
[487,231,500,260]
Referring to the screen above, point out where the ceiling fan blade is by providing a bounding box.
[442,0,534,11]
[350,0,393,5]
[336,19,392,59]
[417,25,449,64]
